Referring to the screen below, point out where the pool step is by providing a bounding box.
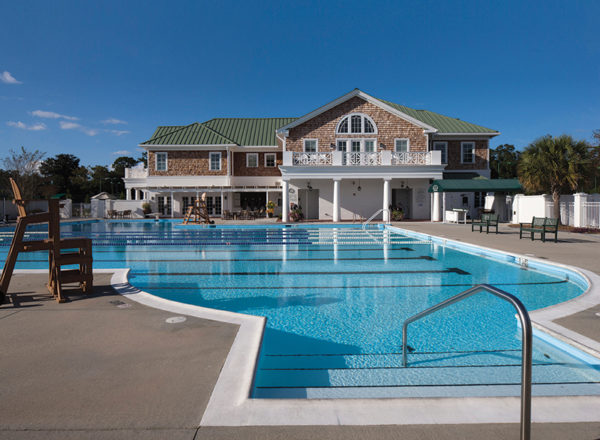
[253,350,600,397]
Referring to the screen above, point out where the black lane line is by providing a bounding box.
[87,247,418,253]
[134,268,471,276]
[259,362,561,371]
[254,381,600,389]
[14,256,435,263]
[132,279,569,291]
[263,348,522,357]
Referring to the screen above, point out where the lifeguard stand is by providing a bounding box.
[182,193,213,224]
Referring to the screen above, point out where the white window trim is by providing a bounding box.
[335,138,378,152]
[303,139,319,152]
[394,138,410,153]
[335,113,378,135]
[246,153,259,168]
[461,141,476,164]
[433,141,448,164]
[155,152,168,171]
[264,153,276,167]
[209,152,222,171]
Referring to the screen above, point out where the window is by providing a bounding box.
[474,192,485,208]
[265,153,276,167]
[364,140,375,152]
[395,139,409,152]
[246,153,258,168]
[337,140,347,152]
[461,142,475,164]
[155,152,167,171]
[433,141,448,164]
[336,113,377,134]
[337,139,377,152]
[209,152,221,171]
[304,139,318,152]
[351,140,361,152]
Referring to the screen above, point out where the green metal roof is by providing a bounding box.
[203,118,297,146]
[428,179,522,193]
[141,123,236,145]
[142,118,297,146]
[378,98,499,134]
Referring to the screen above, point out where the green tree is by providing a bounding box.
[110,156,138,197]
[2,146,46,199]
[39,154,82,199]
[89,165,112,194]
[518,135,591,221]
[490,144,521,179]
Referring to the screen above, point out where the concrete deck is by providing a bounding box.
[1,222,600,439]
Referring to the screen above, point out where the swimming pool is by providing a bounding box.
[1,220,599,399]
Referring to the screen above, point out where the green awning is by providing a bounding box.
[428,179,522,193]
[50,193,66,199]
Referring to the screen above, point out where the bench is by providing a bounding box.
[471,213,499,234]
[519,217,558,242]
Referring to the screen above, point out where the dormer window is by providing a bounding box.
[336,113,377,134]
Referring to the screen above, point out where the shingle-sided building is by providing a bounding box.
[124,89,499,221]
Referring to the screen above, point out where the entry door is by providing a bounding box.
[391,189,411,218]
[298,189,319,219]
[337,140,347,165]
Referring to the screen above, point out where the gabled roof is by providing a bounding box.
[278,89,499,136]
[141,118,297,146]
[203,118,297,146]
[141,123,236,146]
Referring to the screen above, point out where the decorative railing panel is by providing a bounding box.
[292,152,333,166]
[344,152,382,166]
[391,152,432,165]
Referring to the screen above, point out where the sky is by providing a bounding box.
[1,0,598,167]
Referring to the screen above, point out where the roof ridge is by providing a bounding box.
[205,117,299,121]
[141,123,199,144]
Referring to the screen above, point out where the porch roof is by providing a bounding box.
[428,178,522,193]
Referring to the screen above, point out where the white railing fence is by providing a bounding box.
[345,152,382,166]
[582,202,600,229]
[545,202,575,226]
[392,152,431,165]
[292,152,332,166]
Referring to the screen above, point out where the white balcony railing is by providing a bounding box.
[124,167,148,179]
[345,152,382,166]
[391,152,432,165]
[292,152,333,166]
[283,150,441,167]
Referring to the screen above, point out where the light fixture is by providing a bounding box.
[307,181,313,191]
[357,180,361,191]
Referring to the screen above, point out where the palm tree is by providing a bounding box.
[518,135,590,222]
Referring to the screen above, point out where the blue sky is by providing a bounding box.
[1,0,598,167]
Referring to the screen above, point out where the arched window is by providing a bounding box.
[336,113,377,134]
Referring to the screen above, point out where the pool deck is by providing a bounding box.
[1,222,600,439]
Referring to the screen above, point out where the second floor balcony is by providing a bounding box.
[283,150,442,167]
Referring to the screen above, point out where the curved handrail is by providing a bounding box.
[362,208,390,230]
[401,284,532,440]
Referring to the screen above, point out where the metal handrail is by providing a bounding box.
[362,208,390,230]
[401,284,532,440]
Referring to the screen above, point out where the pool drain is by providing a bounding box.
[166,316,187,324]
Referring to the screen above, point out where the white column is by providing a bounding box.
[382,178,391,222]
[442,192,447,223]
[282,180,289,222]
[573,192,588,228]
[333,179,340,222]
[170,191,174,218]
[432,191,441,222]
[126,188,131,200]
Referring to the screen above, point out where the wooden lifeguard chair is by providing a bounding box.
[182,193,213,224]
[0,178,93,304]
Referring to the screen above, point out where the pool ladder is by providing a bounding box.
[401,284,532,440]
[362,208,390,230]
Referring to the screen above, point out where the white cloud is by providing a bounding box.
[102,118,127,125]
[112,150,132,155]
[58,120,99,136]
[1,71,22,84]
[6,121,47,131]
[59,121,81,130]
[107,129,130,136]
[31,110,78,120]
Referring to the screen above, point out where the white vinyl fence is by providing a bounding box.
[513,193,599,229]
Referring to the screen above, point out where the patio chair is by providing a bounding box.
[0,178,93,304]
[122,210,132,219]
[223,210,233,220]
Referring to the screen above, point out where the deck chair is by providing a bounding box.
[0,178,93,304]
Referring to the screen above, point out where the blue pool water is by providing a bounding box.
[1,220,599,398]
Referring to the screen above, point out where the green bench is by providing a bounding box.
[519,217,559,242]
[471,213,499,234]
